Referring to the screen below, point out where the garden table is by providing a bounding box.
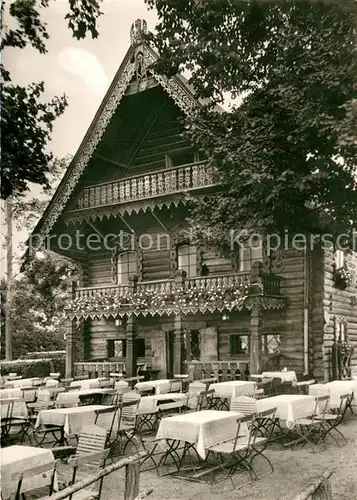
[138,393,187,412]
[0,388,23,400]
[0,445,57,500]
[35,404,106,437]
[4,377,39,388]
[208,380,256,399]
[156,409,245,460]
[135,379,171,395]
[256,394,316,429]
[69,378,101,390]
[261,371,297,383]
[309,380,357,408]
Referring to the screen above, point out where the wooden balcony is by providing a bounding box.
[69,271,285,319]
[74,161,218,210]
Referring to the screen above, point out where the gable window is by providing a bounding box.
[334,250,344,269]
[178,245,197,277]
[238,239,263,272]
[117,251,137,284]
[230,334,249,355]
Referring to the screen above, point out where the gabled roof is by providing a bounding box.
[27,19,207,256]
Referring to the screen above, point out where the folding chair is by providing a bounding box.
[13,459,59,500]
[230,396,257,416]
[199,389,220,410]
[29,391,66,447]
[318,393,351,447]
[94,406,121,457]
[4,399,33,444]
[64,449,110,500]
[168,379,183,393]
[205,415,258,489]
[52,425,109,462]
[290,395,330,453]
[118,399,141,454]
[55,391,80,408]
[1,400,14,445]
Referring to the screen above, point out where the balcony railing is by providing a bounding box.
[74,272,282,302]
[74,161,218,210]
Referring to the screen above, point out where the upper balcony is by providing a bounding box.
[70,161,219,212]
[65,269,286,320]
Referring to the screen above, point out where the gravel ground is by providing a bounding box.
[99,417,357,500]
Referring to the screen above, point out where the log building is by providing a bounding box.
[27,20,357,382]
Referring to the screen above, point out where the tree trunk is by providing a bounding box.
[5,197,13,360]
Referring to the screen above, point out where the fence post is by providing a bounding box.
[124,462,140,500]
[311,479,333,500]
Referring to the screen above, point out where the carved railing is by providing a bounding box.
[75,284,129,300]
[74,361,126,379]
[74,272,282,302]
[75,161,217,210]
[186,361,250,382]
[186,273,251,291]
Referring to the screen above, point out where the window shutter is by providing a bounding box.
[107,340,114,357]
[230,335,235,355]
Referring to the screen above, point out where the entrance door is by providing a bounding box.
[166,331,175,378]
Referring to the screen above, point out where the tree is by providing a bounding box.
[1,0,103,199]
[3,156,71,359]
[147,0,357,249]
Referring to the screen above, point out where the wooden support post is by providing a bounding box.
[126,316,138,378]
[250,305,262,374]
[65,281,77,379]
[173,314,184,375]
[124,462,140,500]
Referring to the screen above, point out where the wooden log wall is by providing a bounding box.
[87,251,112,286]
[201,249,234,275]
[322,246,357,380]
[309,248,325,380]
[139,225,171,281]
[268,249,306,374]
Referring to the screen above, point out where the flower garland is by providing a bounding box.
[333,264,352,290]
[65,282,251,318]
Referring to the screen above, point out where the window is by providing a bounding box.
[183,330,201,361]
[117,251,137,284]
[334,250,344,269]
[336,320,347,342]
[107,338,145,358]
[230,334,249,355]
[261,334,281,354]
[165,149,195,168]
[108,340,126,358]
[178,245,197,277]
[238,238,263,272]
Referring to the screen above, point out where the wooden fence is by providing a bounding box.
[41,451,151,500]
[290,470,333,500]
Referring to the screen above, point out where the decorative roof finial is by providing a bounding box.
[130,19,147,45]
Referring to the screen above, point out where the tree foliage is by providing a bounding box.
[1,251,79,359]
[147,0,357,247]
[1,0,103,199]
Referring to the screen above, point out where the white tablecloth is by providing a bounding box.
[138,393,187,413]
[0,445,56,499]
[35,405,104,437]
[209,381,256,399]
[309,380,357,407]
[135,379,171,395]
[0,388,37,402]
[69,379,101,390]
[156,410,244,459]
[4,378,39,388]
[256,394,316,429]
[261,371,297,383]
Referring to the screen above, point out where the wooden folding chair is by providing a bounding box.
[13,458,59,500]
[52,424,109,461]
[318,393,351,447]
[65,449,110,500]
[230,396,257,416]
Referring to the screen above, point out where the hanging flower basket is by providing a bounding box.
[333,265,352,290]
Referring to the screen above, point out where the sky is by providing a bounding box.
[2,0,158,274]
